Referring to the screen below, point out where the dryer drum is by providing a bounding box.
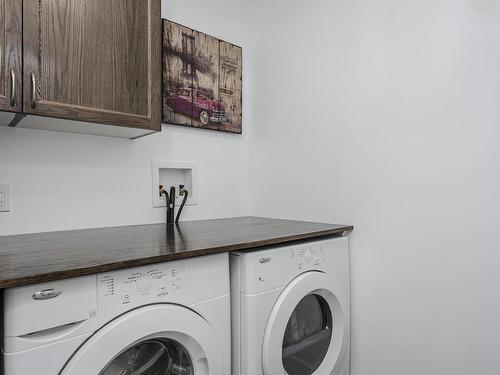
[99,338,194,375]
[282,294,333,375]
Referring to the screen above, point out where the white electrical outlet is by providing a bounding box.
[0,184,11,212]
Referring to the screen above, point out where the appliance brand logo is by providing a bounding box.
[32,288,63,300]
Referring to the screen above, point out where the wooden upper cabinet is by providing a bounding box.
[22,0,161,132]
[0,0,22,113]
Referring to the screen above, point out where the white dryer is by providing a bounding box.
[3,253,230,375]
[230,236,350,375]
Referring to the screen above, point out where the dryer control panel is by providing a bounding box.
[233,236,349,294]
[291,243,326,270]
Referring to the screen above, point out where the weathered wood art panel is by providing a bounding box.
[163,21,193,126]
[162,20,242,134]
[192,30,220,130]
[219,41,242,133]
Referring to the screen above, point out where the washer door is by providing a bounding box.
[262,271,348,375]
[60,304,223,375]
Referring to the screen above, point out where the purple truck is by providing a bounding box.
[165,88,226,125]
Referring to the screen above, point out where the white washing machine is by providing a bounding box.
[2,253,230,375]
[230,236,350,375]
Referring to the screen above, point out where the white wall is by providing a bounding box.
[249,1,500,375]
[2,1,500,373]
[0,0,253,235]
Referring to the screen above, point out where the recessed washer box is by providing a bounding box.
[151,161,198,208]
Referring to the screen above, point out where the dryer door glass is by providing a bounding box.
[282,294,333,375]
[99,338,194,375]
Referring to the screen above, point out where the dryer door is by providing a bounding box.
[60,304,223,375]
[262,271,348,375]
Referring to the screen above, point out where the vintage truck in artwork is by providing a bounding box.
[165,88,226,125]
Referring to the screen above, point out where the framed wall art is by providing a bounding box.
[162,20,242,134]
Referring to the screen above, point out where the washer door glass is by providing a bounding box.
[99,339,194,375]
[282,294,333,375]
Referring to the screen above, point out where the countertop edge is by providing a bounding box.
[0,225,352,289]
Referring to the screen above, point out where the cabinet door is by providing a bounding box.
[0,0,22,113]
[23,0,161,130]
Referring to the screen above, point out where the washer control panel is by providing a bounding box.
[290,243,325,270]
[94,253,229,322]
[98,266,183,306]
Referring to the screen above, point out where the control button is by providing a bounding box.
[314,257,320,265]
[136,276,153,293]
[297,261,302,269]
[121,292,131,302]
[159,285,168,294]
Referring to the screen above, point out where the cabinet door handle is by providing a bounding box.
[31,72,37,108]
[9,69,15,107]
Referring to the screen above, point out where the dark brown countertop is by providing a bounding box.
[0,216,353,289]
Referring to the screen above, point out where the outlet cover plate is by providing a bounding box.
[0,184,11,212]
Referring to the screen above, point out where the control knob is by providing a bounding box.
[136,275,153,293]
